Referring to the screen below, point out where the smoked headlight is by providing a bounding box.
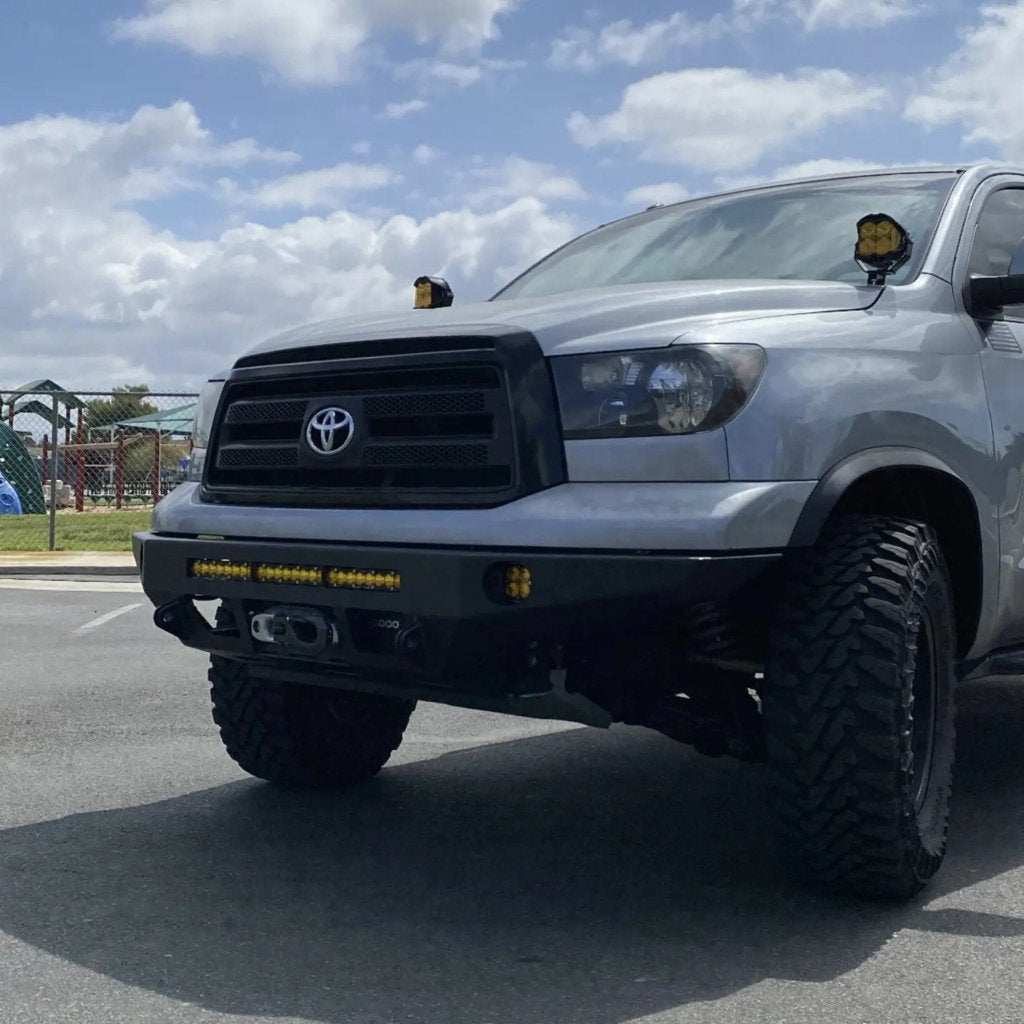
[186,377,225,482]
[551,345,765,439]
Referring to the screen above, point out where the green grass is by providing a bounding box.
[0,510,152,551]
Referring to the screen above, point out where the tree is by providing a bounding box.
[86,385,156,431]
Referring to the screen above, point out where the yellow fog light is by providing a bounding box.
[189,559,252,582]
[854,212,912,285]
[505,565,533,601]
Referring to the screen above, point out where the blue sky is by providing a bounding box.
[0,0,1016,387]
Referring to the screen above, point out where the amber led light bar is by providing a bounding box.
[188,559,401,592]
[326,568,402,592]
[255,564,321,586]
[189,559,252,581]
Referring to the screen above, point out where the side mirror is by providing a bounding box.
[966,274,1024,319]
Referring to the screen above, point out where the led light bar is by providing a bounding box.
[255,564,322,586]
[327,568,402,592]
[189,559,252,581]
[188,558,402,592]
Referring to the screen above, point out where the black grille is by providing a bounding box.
[364,392,485,417]
[225,400,307,424]
[219,445,299,468]
[204,350,526,506]
[362,444,488,467]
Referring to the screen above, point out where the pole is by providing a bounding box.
[48,393,59,551]
[75,408,85,512]
[153,431,161,504]
[115,433,124,509]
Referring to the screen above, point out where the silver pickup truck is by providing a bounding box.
[135,164,1024,899]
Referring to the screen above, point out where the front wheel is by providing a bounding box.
[762,515,956,899]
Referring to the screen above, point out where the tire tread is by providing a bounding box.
[763,514,955,899]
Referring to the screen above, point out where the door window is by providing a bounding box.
[967,188,1024,320]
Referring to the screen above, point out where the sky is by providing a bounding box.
[0,0,1019,389]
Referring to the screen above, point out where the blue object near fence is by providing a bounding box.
[0,471,23,515]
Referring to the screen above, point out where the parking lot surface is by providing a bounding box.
[4,579,1024,1023]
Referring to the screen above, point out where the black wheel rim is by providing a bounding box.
[912,608,938,814]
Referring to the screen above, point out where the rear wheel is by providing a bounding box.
[762,515,956,899]
[208,609,415,789]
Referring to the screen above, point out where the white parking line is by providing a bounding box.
[73,603,145,635]
[0,579,143,593]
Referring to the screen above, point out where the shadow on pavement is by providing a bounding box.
[2,680,1024,1022]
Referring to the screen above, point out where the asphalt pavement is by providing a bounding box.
[4,578,1024,1023]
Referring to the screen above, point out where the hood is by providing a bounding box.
[243,280,880,361]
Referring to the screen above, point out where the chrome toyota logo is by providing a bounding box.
[306,407,355,456]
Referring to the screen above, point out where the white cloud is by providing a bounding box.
[568,68,887,172]
[0,103,573,389]
[905,3,1024,160]
[424,61,484,86]
[626,183,690,207]
[734,0,918,30]
[384,99,428,119]
[715,157,937,191]
[550,13,728,71]
[114,0,519,85]
[550,0,919,70]
[799,0,917,29]
[771,158,888,180]
[396,56,523,89]
[225,163,397,210]
[464,157,587,207]
[0,101,294,210]
[413,145,441,164]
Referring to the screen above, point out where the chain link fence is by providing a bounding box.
[0,387,198,550]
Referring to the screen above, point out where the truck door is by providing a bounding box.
[964,186,1024,645]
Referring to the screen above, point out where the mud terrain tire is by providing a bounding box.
[208,610,415,788]
[762,515,956,899]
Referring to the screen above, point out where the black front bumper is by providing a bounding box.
[135,532,778,705]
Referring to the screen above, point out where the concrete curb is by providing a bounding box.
[0,565,138,577]
[0,552,137,577]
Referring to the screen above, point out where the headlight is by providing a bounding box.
[551,345,764,440]
[187,378,225,482]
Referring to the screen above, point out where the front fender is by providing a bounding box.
[788,446,973,546]
[783,446,995,660]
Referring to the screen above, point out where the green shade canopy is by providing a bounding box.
[2,379,85,409]
[5,398,73,428]
[115,403,196,434]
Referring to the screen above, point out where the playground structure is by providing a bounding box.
[0,421,46,513]
[39,431,193,509]
[0,380,198,514]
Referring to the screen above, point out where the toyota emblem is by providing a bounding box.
[306,407,355,456]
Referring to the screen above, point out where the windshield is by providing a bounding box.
[494,172,958,301]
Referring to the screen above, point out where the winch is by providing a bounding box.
[250,606,339,655]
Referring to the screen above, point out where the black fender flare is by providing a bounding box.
[788,446,974,547]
